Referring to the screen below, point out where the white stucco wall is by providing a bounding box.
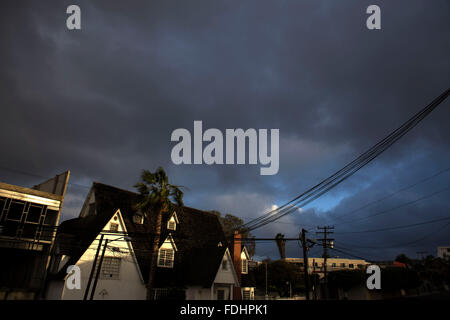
[186,286,213,300]
[185,250,238,300]
[214,250,236,284]
[46,210,146,300]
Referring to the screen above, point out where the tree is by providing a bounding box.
[275,233,286,259]
[395,254,412,265]
[211,211,256,256]
[328,270,365,291]
[251,260,304,297]
[381,267,420,292]
[134,167,184,300]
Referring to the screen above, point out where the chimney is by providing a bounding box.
[232,231,242,300]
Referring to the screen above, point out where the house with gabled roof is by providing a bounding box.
[230,232,256,300]
[45,182,240,300]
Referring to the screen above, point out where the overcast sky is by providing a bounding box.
[1,0,449,261]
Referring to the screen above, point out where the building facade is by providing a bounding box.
[0,171,70,299]
[437,247,450,261]
[45,182,240,300]
[284,257,370,278]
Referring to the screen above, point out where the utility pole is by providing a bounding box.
[317,226,334,300]
[265,261,268,300]
[312,258,317,300]
[83,234,104,300]
[300,228,310,300]
[89,238,108,300]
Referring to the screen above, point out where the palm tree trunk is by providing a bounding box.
[146,207,163,300]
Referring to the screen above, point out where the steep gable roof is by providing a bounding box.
[54,182,229,287]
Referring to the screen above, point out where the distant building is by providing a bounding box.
[284,257,370,278]
[45,182,240,300]
[437,247,450,261]
[230,238,255,300]
[0,171,70,300]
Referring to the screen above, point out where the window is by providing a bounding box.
[44,209,58,225]
[133,214,143,224]
[26,205,43,223]
[158,248,174,268]
[6,201,25,221]
[349,264,354,269]
[332,263,336,268]
[222,260,228,270]
[217,289,225,300]
[243,290,251,300]
[341,263,346,267]
[100,257,121,279]
[242,259,248,274]
[109,223,119,232]
[167,220,176,231]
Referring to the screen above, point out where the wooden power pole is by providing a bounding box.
[317,226,334,300]
[300,228,310,300]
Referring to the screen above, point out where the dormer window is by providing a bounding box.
[133,214,144,224]
[167,220,176,231]
[157,235,177,268]
[157,248,174,268]
[167,212,178,231]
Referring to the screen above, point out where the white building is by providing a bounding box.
[437,247,450,261]
[284,257,370,278]
[45,182,240,300]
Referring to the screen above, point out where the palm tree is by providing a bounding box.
[275,233,286,259]
[134,167,184,300]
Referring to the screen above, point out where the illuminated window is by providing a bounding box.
[158,248,174,268]
[242,259,248,274]
[167,220,176,231]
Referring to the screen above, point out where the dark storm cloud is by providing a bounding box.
[0,0,449,261]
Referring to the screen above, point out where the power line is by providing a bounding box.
[337,184,450,225]
[329,247,372,262]
[334,216,450,234]
[242,88,450,232]
[330,166,450,222]
[337,221,450,250]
